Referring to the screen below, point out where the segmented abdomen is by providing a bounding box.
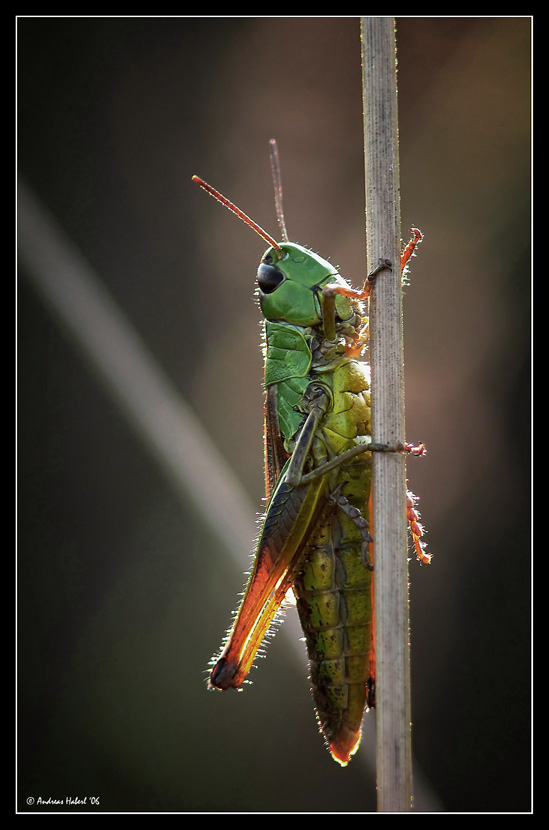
[293,358,374,766]
[292,456,373,766]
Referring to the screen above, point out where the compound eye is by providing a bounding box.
[257,262,285,294]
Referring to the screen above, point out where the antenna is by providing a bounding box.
[269,139,289,242]
[192,175,281,251]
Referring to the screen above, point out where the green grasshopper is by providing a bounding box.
[193,141,430,766]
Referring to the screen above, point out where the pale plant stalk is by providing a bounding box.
[361,16,413,811]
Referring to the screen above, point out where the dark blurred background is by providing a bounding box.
[17,17,531,813]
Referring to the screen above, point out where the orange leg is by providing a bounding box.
[406,489,431,564]
[321,227,425,358]
[323,227,423,309]
[401,227,423,270]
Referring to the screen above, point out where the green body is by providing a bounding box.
[209,239,375,764]
[197,164,427,765]
[260,243,374,762]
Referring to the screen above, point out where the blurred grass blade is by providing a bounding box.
[17,176,256,564]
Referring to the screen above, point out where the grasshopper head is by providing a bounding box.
[258,242,349,328]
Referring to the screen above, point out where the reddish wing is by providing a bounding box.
[210,385,327,690]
